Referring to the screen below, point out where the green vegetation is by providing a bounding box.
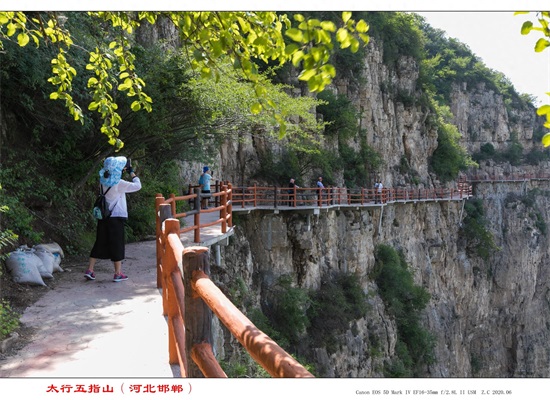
[0,299,20,340]
[228,272,367,372]
[505,190,548,236]
[429,103,477,182]
[307,272,368,352]
[517,12,550,146]
[460,199,499,260]
[0,11,369,147]
[372,244,435,377]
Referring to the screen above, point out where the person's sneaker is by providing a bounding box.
[84,270,96,280]
[113,272,128,282]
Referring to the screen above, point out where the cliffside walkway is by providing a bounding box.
[2,173,541,379]
[230,182,473,215]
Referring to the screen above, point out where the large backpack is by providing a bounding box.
[92,186,112,220]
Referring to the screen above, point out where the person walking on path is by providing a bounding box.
[85,156,141,282]
[198,166,212,209]
[288,178,300,206]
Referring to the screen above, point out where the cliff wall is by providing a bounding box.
[210,37,550,377]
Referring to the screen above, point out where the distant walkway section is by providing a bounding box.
[231,182,473,214]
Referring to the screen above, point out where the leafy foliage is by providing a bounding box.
[360,12,425,68]
[517,12,550,146]
[460,199,499,260]
[307,273,368,352]
[372,244,435,377]
[0,11,369,148]
[429,103,477,182]
[0,299,20,340]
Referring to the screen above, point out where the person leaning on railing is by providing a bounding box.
[288,178,300,206]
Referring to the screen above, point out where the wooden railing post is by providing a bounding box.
[274,186,278,208]
[221,184,227,233]
[161,218,188,376]
[227,183,233,227]
[155,194,166,289]
[215,180,220,208]
[169,193,177,216]
[183,246,212,378]
[194,187,201,243]
[253,184,257,207]
[158,204,173,315]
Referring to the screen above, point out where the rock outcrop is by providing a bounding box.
[210,36,550,378]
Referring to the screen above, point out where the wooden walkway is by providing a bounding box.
[158,172,550,246]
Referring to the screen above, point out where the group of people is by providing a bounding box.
[85,160,382,282]
[287,176,384,206]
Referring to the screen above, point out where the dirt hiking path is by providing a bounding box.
[0,239,180,378]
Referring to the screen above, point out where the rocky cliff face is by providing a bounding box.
[210,38,550,377]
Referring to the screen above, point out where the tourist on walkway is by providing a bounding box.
[198,166,212,209]
[317,176,325,205]
[288,178,300,206]
[316,176,325,189]
[85,156,141,282]
[374,179,383,204]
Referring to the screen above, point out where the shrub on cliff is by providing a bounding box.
[372,244,436,377]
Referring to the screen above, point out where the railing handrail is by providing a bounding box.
[156,214,312,378]
[155,182,233,244]
[231,182,474,209]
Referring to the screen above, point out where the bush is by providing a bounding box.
[429,104,476,182]
[460,199,498,260]
[271,275,311,344]
[307,273,368,352]
[0,299,20,340]
[373,244,435,377]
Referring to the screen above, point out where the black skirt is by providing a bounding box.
[90,217,126,262]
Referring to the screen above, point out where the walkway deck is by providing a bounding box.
[0,240,180,378]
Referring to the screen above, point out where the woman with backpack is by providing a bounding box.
[84,156,141,282]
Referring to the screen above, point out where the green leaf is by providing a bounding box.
[291,50,304,66]
[49,92,59,100]
[356,19,369,33]
[342,12,352,23]
[17,32,29,46]
[535,38,550,52]
[298,68,317,82]
[320,21,336,32]
[536,104,550,116]
[521,21,533,35]
[284,43,299,55]
[251,102,262,114]
[285,28,303,42]
[130,101,141,111]
[542,132,550,147]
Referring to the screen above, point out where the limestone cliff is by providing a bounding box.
[210,36,550,377]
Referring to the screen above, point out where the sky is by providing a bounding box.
[417,12,550,106]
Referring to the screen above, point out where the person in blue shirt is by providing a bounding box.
[198,166,213,209]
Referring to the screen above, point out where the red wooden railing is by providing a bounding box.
[155,207,313,378]
[153,171,550,377]
[231,181,473,209]
[155,182,233,244]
